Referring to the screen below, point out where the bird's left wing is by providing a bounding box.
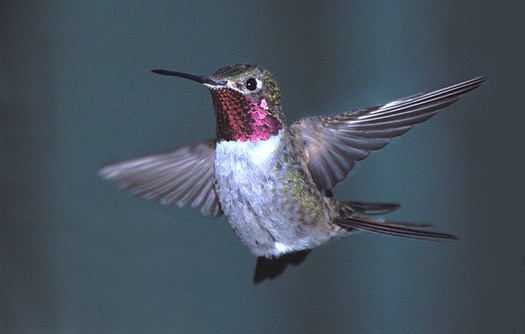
[291,76,485,191]
[100,140,222,217]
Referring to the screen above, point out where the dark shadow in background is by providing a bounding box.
[1,2,60,332]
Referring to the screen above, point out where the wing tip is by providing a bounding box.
[99,164,122,181]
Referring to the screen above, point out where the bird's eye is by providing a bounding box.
[245,77,257,91]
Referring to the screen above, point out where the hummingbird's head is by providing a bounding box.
[152,64,284,142]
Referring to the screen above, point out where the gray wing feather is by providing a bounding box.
[292,76,486,191]
[100,140,222,216]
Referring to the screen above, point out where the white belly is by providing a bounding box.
[214,131,338,257]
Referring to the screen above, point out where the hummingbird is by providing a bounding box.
[100,64,485,283]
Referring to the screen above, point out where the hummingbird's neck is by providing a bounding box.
[211,89,283,142]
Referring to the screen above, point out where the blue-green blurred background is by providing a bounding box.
[1,1,523,333]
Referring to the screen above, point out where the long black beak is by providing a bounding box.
[151,69,226,86]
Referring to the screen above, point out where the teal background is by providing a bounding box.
[1,1,522,333]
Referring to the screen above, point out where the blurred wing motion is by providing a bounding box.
[292,76,486,191]
[100,140,222,216]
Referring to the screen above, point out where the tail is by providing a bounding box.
[253,201,456,284]
[253,250,311,284]
[343,201,400,215]
[336,201,457,240]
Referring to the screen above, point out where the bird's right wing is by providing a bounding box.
[100,140,222,217]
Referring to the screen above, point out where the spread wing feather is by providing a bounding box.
[291,76,485,191]
[100,140,222,216]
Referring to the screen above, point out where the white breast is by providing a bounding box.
[213,130,337,257]
[214,131,283,181]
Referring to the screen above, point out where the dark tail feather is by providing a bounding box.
[343,201,401,215]
[335,216,457,240]
[253,250,311,284]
